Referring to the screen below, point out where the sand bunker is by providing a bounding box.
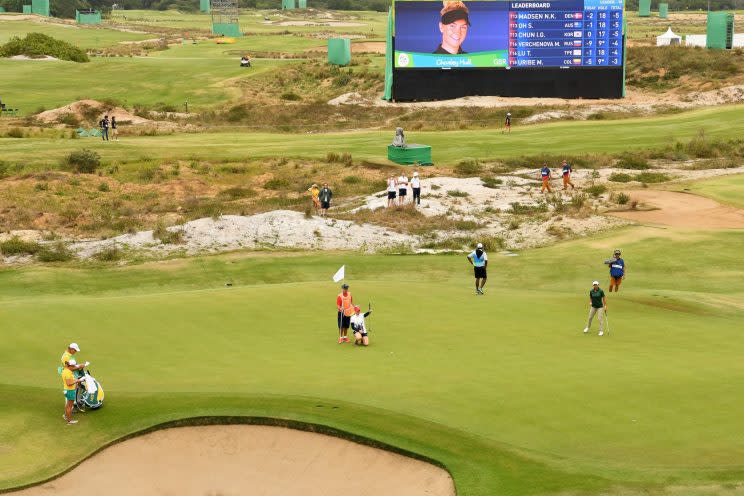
[610,190,744,229]
[9,425,455,496]
[35,99,151,125]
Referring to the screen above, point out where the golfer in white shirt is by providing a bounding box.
[411,171,421,206]
[397,173,409,205]
[350,306,373,346]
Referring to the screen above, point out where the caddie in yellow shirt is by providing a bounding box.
[62,360,83,425]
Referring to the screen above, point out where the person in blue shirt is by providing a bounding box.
[604,249,626,292]
[466,243,488,295]
[539,164,552,193]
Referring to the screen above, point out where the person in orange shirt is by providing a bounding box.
[336,283,354,344]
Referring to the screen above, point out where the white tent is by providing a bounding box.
[657,27,682,46]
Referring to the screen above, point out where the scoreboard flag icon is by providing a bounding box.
[573,40,582,46]
[573,31,582,37]
[573,12,583,18]
[573,49,582,55]
[572,58,582,64]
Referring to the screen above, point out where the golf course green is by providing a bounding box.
[1,225,743,495]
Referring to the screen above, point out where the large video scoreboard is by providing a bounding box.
[394,0,623,69]
[391,0,626,99]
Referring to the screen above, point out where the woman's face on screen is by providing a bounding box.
[439,19,468,53]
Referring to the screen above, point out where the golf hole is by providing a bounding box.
[9,425,455,496]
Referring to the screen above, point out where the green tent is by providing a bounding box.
[658,3,669,18]
[638,0,650,17]
[328,38,351,66]
[383,7,393,101]
[707,11,734,49]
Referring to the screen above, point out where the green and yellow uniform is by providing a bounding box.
[62,368,77,401]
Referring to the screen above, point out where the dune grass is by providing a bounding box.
[1,227,743,494]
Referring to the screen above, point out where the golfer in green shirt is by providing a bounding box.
[584,281,607,336]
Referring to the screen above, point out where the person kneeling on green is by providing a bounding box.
[62,359,84,425]
[584,281,607,336]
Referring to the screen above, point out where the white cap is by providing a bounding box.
[476,243,483,248]
[68,359,77,366]
[592,281,599,285]
[69,343,80,352]
[413,172,419,176]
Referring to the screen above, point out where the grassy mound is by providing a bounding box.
[0,33,89,63]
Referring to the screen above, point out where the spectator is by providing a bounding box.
[411,171,421,206]
[110,116,118,141]
[397,172,409,205]
[386,176,397,207]
[100,115,109,141]
[319,183,332,217]
[307,183,320,215]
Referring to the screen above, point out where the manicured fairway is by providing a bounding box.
[2,105,744,165]
[1,226,743,494]
[680,173,744,210]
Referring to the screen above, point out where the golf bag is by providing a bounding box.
[74,369,105,410]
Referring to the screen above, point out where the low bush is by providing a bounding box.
[585,184,607,197]
[481,176,503,189]
[5,128,25,139]
[447,190,469,198]
[66,149,100,174]
[510,202,548,214]
[343,175,362,184]
[635,172,670,184]
[616,192,630,205]
[264,178,290,190]
[37,242,74,262]
[280,92,302,101]
[92,246,122,262]
[609,172,633,182]
[616,153,650,170]
[0,33,89,63]
[153,223,185,244]
[454,159,482,176]
[0,236,41,256]
[218,187,256,200]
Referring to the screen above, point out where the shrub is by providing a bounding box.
[98,182,111,192]
[34,182,49,191]
[37,242,74,262]
[5,128,25,139]
[454,159,482,176]
[0,236,41,255]
[343,175,362,184]
[0,33,89,63]
[264,178,290,190]
[93,246,122,262]
[685,130,721,158]
[447,190,469,198]
[609,172,633,182]
[616,153,650,170]
[58,112,81,127]
[66,149,100,174]
[635,172,670,184]
[218,187,256,200]
[153,223,185,244]
[616,192,630,205]
[481,176,503,189]
[510,202,548,214]
[585,184,607,197]
[280,92,302,101]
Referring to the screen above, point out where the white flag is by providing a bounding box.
[332,265,345,283]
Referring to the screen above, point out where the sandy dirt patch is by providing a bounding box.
[309,41,385,54]
[35,99,152,125]
[609,190,744,229]
[8,425,455,496]
[0,14,37,21]
[9,55,60,61]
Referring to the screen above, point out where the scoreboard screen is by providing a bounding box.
[394,0,624,69]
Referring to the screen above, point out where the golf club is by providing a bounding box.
[605,311,611,337]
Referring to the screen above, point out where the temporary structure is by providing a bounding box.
[656,27,681,46]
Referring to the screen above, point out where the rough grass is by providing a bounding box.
[338,204,479,234]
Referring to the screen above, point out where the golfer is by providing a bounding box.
[466,242,488,295]
[539,164,552,193]
[336,283,354,343]
[605,249,626,292]
[319,183,332,217]
[62,359,84,424]
[584,281,607,336]
[434,1,470,55]
[411,171,421,206]
[350,305,373,346]
[60,343,86,375]
[387,176,397,207]
[561,160,575,190]
[504,112,511,133]
[397,173,409,205]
